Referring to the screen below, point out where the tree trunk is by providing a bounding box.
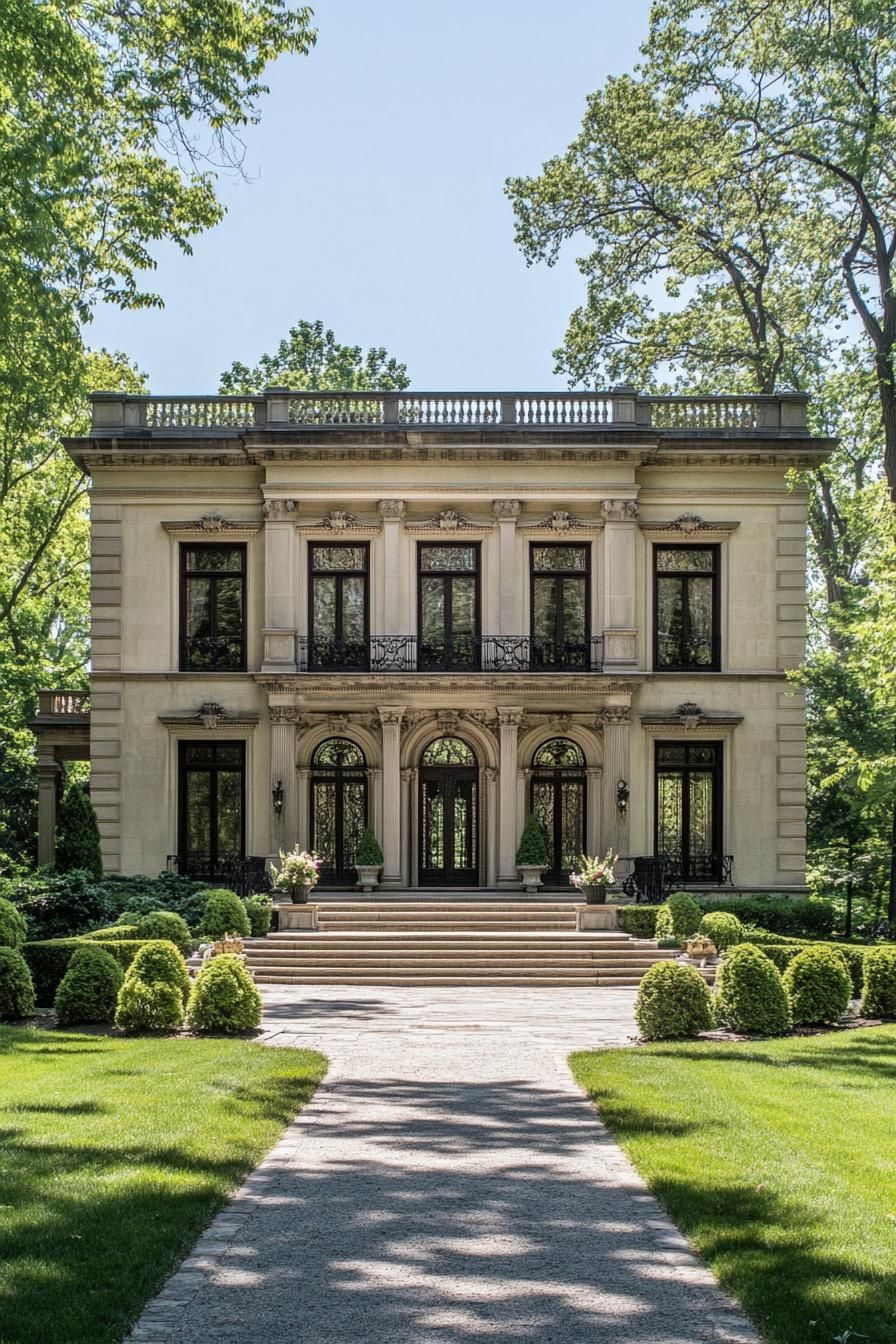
[875,350,896,505]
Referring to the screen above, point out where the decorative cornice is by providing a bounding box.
[159,702,259,733]
[405,509,493,535]
[639,513,740,537]
[518,509,603,534]
[639,701,744,731]
[162,511,262,539]
[252,675,645,697]
[296,509,381,538]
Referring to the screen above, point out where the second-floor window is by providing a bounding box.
[530,544,590,670]
[180,544,246,671]
[418,544,480,670]
[654,545,719,671]
[309,544,369,670]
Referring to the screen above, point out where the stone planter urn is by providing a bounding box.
[517,864,545,894]
[290,882,315,905]
[584,883,611,905]
[356,864,381,893]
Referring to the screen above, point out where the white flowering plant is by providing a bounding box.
[271,848,322,894]
[569,850,618,890]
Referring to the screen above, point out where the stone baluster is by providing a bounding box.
[378,707,405,887]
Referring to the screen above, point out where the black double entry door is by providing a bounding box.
[418,738,479,886]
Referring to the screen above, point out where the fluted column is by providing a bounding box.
[601,705,631,859]
[378,500,406,635]
[269,708,298,854]
[601,498,639,670]
[295,768,310,853]
[586,766,603,855]
[492,499,521,634]
[497,707,523,885]
[37,754,60,868]
[378,706,405,887]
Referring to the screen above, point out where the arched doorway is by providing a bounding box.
[310,738,367,885]
[419,737,479,886]
[530,738,586,886]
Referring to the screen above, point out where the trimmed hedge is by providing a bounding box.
[635,961,714,1040]
[187,956,262,1032]
[714,944,792,1036]
[655,892,702,943]
[0,946,36,1019]
[54,946,124,1025]
[617,906,661,938]
[861,947,896,1018]
[22,938,152,1005]
[698,911,743,951]
[80,924,140,942]
[244,894,273,938]
[693,895,835,939]
[135,911,192,955]
[0,896,27,949]
[782,945,852,1025]
[754,942,865,996]
[198,889,251,940]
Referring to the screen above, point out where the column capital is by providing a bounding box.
[269,706,298,724]
[377,705,406,728]
[601,705,631,726]
[496,706,524,727]
[377,499,406,520]
[262,498,298,521]
[492,498,521,520]
[601,498,638,522]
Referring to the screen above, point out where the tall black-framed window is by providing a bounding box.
[180,544,246,671]
[529,738,587,884]
[309,544,369,671]
[178,741,245,881]
[653,545,719,671]
[530,544,590,670]
[310,738,368,885]
[418,543,480,671]
[654,741,722,882]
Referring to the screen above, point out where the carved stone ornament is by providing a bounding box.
[377,499,406,520]
[602,705,631,726]
[677,701,704,728]
[377,707,405,727]
[200,701,224,730]
[263,499,297,520]
[198,510,225,531]
[269,706,298,725]
[521,509,601,533]
[492,499,521,520]
[601,499,639,521]
[672,514,704,535]
[323,509,358,532]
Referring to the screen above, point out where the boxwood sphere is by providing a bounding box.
[635,960,715,1040]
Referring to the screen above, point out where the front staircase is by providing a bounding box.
[243,899,678,987]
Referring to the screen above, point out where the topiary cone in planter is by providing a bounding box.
[355,828,384,892]
[516,814,549,893]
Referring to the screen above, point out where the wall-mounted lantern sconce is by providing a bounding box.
[272,780,284,816]
[616,779,629,816]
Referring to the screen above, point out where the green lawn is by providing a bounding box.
[0,1027,326,1344]
[571,1028,896,1344]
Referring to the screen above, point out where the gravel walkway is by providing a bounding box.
[128,987,760,1344]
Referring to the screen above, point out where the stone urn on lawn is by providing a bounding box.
[355,827,384,892]
[271,847,322,904]
[570,850,618,905]
[516,814,549,893]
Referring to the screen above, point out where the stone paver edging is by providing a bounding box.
[129,987,760,1344]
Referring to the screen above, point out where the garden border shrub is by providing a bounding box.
[198,889,251,939]
[54,945,124,1025]
[186,955,263,1032]
[617,906,661,938]
[0,946,36,1019]
[635,961,714,1040]
[22,938,152,1005]
[782,945,852,1025]
[693,895,834,939]
[655,892,702,943]
[714,943,792,1035]
[244,894,273,938]
[861,947,896,1018]
[754,942,864,995]
[698,911,743,951]
[0,895,27,949]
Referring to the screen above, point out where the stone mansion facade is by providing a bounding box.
[37,388,831,893]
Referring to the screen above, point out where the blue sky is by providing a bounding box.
[87,1,652,392]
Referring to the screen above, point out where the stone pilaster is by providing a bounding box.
[492,500,521,634]
[601,498,638,669]
[601,705,631,858]
[378,706,405,886]
[378,500,406,633]
[37,755,60,868]
[262,498,298,672]
[497,707,524,885]
[269,707,298,853]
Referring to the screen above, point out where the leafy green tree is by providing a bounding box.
[220,319,411,393]
[55,782,102,880]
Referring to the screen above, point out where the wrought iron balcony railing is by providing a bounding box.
[296,635,604,673]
